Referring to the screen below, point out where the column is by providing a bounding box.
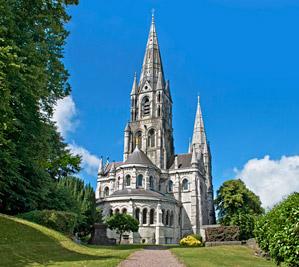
[155,202,163,244]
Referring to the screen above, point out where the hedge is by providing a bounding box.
[254,192,299,267]
[18,210,78,235]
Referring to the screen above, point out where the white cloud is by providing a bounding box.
[68,143,100,176]
[53,96,100,176]
[234,155,299,209]
[53,96,78,138]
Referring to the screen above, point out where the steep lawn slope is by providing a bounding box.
[0,214,141,267]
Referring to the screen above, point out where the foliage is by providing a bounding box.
[0,214,143,267]
[41,176,97,237]
[171,245,276,267]
[18,210,77,235]
[180,235,203,247]
[215,179,264,240]
[254,192,299,267]
[205,226,239,242]
[189,234,203,242]
[106,213,139,244]
[0,0,80,214]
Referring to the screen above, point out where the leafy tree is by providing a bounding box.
[215,179,264,239]
[106,213,139,244]
[0,0,80,214]
[56,176,97,237]
[255,193,299,267]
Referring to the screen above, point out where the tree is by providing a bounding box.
[106,213,139,244]
[215,179,264,240]
[255,193,299,267]
[0,0,80,214]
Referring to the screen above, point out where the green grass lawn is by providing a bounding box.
[0,214,143,267]
[0,214,278,267]
[171,245,276,267]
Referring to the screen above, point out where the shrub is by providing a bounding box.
[18,210,77,235]
[254,192,299,267]
[180,235,203,247]
[229,211,256,240]
[189,234,203,242]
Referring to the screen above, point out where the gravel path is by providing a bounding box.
[118,247,185,267]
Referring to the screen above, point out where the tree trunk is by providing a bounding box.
[119,232,122,244]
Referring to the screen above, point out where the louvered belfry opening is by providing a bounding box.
[142,96,150,116]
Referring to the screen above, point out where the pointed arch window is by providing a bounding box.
[182,178,189,191]
[142,96,150,117]
[104,187,109,197]
[147,129,155,147]
[135,208,140,222]
[166,210,169,226]
[170,211,174,226]
[149,176,154,190]
[135,131,142,149]
[137,174,143,188]
[150,209,155,224]
[125,175,131,186]
[142,208,148,224]
[118,176,121,190]
[168,180,173,192]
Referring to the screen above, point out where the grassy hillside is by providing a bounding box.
[0,214,278,267]
[0,214,141,267]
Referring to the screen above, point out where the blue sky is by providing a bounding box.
[56,0,299,207]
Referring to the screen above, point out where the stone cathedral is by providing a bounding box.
[96,15,216,244]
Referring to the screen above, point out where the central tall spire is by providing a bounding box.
[139,13,164,89]
[191,96,207,154]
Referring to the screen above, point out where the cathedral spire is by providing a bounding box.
[191,96,207,153]
[139,12,164,88]
[130,72,138,95]
[98,156,104,175]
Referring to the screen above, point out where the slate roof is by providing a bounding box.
[104,162,123,174]
[169,153,192,169]
[124,147,155,167]
[107,188,176,202]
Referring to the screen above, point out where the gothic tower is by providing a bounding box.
[190,96,216,224]
[123,14,174,169]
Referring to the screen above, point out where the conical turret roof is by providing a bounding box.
[124,146,155,167]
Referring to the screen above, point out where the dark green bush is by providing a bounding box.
[229,211,257,240]
[18,210,78,235]
[254,192,299,267]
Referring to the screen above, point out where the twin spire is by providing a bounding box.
[190,96,208,156]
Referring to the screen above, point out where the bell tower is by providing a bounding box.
[123,14,174,169]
